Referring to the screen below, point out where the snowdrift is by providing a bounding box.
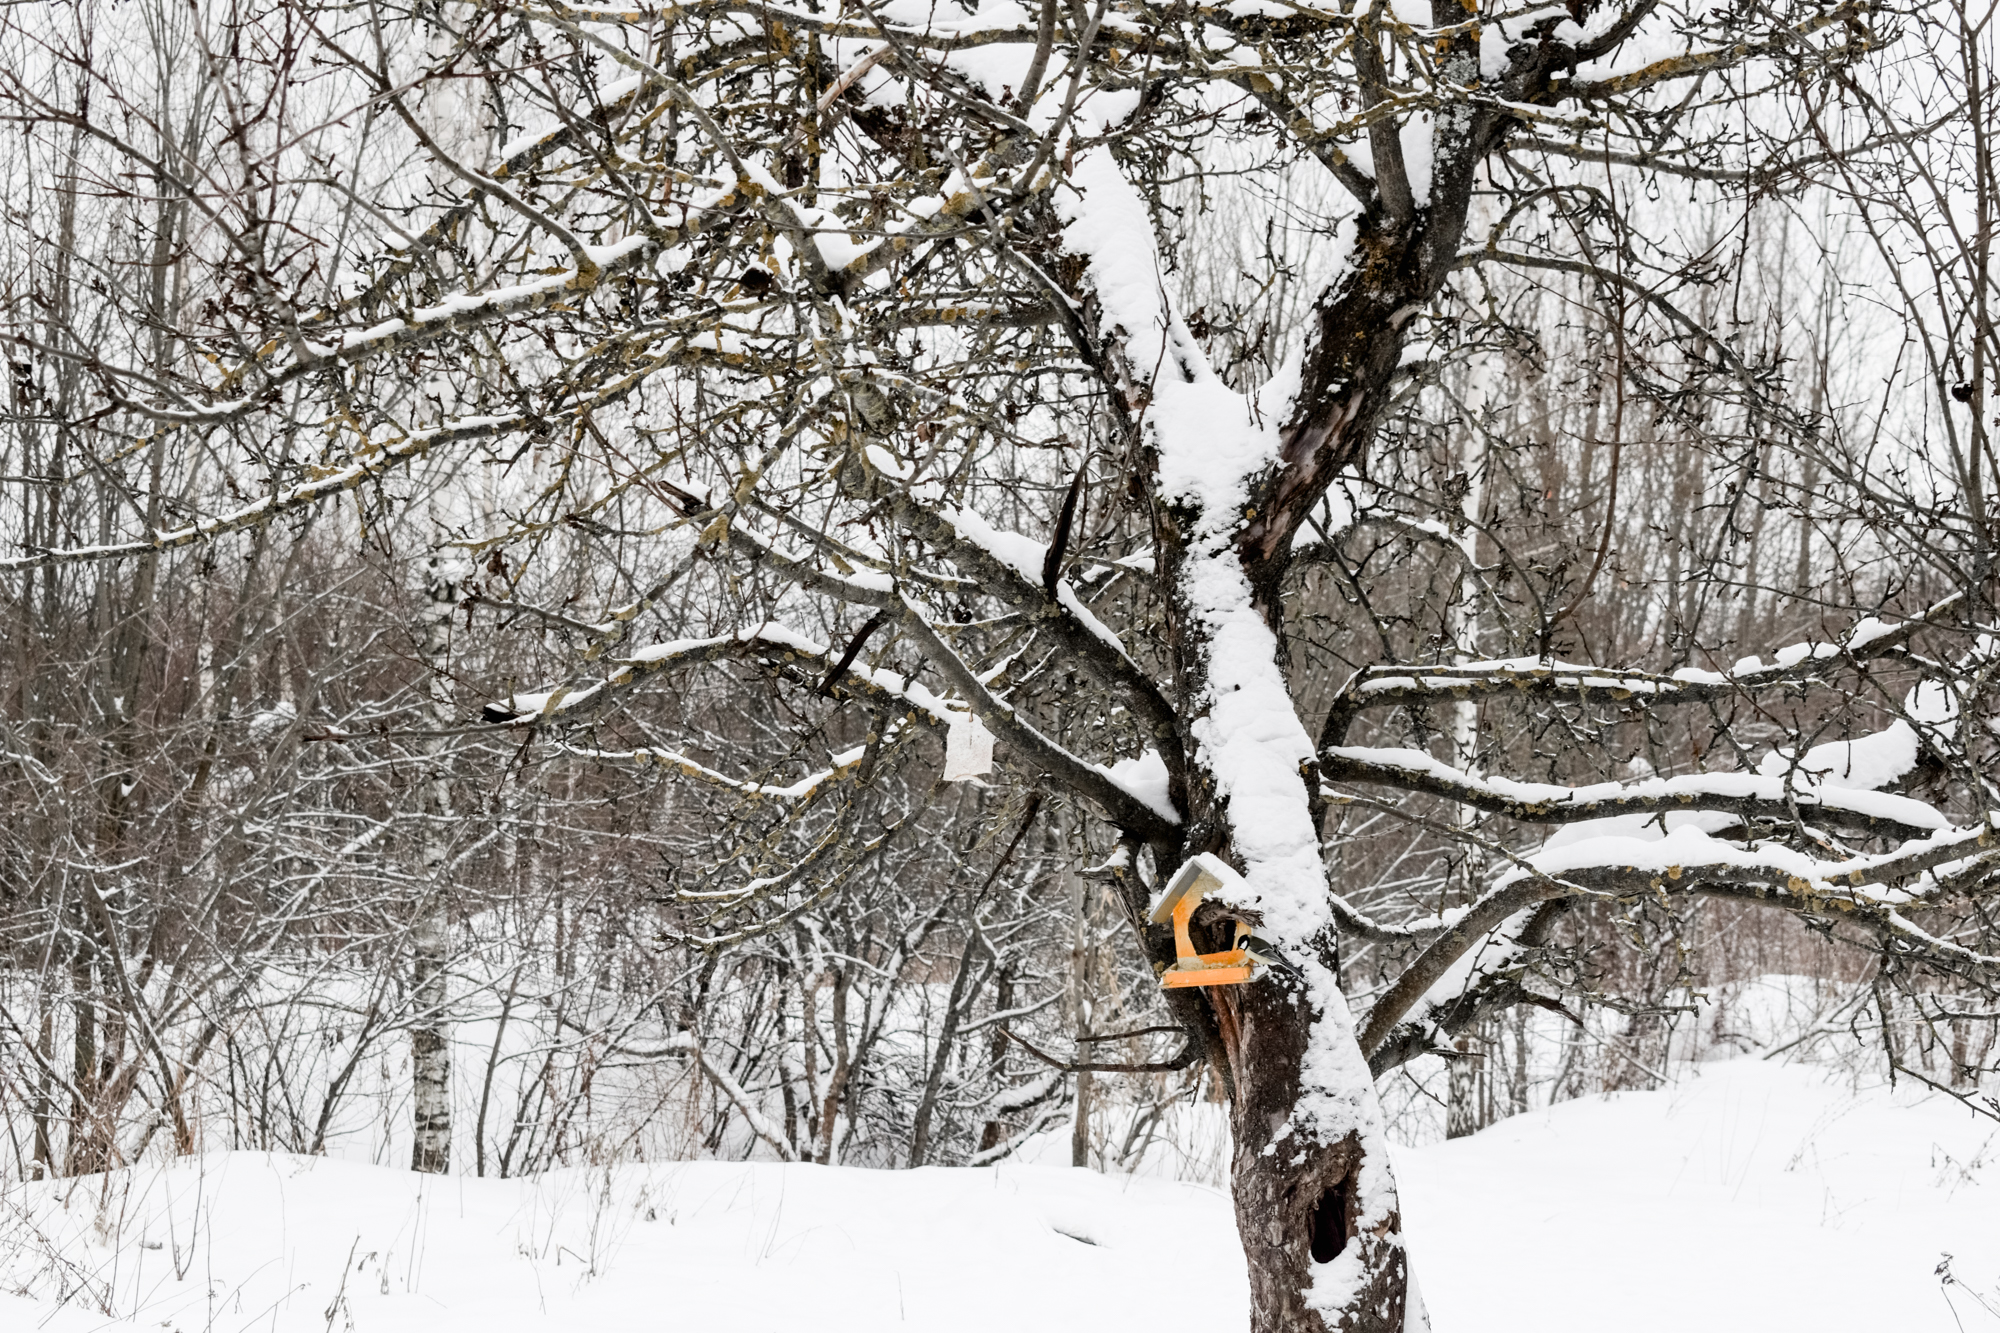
[6,1059,1995,1332]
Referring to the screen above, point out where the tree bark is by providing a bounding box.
[977,966,1014,1154]
[1138,121,1510,1330]
[32,997,53,1178]
[815,963,852,1164]
[1065,815,1097,1169]
[67,956,104,1176]
[410,555,456,1174]
[1158,24,1568,1318]
[1147,542,1410,1330]
[908,930,979,1168]
[1445,1038,1480,1141]
[1213,979,1406,1333]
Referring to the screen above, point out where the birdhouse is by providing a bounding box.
[1151,856,1255,989]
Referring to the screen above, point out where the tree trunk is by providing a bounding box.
[1212,981,1406,1333]
[1151,472,1413,1329]
[815,964,851,1165]
[908,930,978,1168]
[1153,454,1414,1328]
[977,966,1013,1154]
[68,955,111,1176]
[32,997,53,1178]
[1508,1010,1530,1117]
[410,922,450,1173]
[410,555,457,1174]
[1071,1069,1095,1169]
[1445,1037,1480,1140]
[1065,814,1097,1170]
[1125,25,1546,1319]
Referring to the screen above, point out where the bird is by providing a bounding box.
[1239,933,1303,982]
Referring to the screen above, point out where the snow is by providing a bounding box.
[1911,678,1960,726]
[1399,1058,2000,1333]
[1514,820,1822,885]
[1535,807,1738,851]
[3,1157,1242,1333]
[1479,5,1573,82]
[1057,128,1399,1319]
[622,629,741,663]
[1366,604,1925,699]
[1758,720,1921,792]
[10,1059,1995,1333]
[1398,111,1435,208]
[1099,749,1178,826]
[340,238,656,354]
[1148,850,1245,920]
[496,75,648,161]
[0,417,506,573]
[1055,146,1317,934]
[246,700,297,740]
[1330,742,1951,831]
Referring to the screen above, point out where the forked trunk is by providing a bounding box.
[1150,497,1414,1326]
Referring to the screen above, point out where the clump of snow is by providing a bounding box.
[1398,110,1435,207]
[1759,722,1919,792]
[246,700,297,741]
[1909,678,1959,728]
[1101,749,1178,826]
[1758,676,1960,797]
[1536,808,1738,851]
[1328,743,1951,833]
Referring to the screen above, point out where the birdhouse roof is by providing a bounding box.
[1148,852,1245,924]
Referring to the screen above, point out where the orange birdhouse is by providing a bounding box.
[1152,856,1256,989]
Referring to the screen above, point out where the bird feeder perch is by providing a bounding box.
[1151,856,1255,989]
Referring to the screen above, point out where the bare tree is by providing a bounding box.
[10,0,2000,1330]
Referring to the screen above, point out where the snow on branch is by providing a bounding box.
[891,595,1181,839]
[485,606,1176,837]
[126,236,669,430]
[1322,593,1958,734]
[883,491,1184,760]
[1321,743,1949,840]
[646,473,1186,833]
[1360,821,2000,1073]
[0,413,530,572]
[531,0,1044,53]
[486,622,956,729]
[1566,1,1875,99]
[1498,819,2000,908]
[561,742,868,802]
[1359,878,1562,1061]
[689,1037,797,1161]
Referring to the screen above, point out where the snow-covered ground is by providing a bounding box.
[7,1058,1996,1332]
[1398,1058,2000,1332]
